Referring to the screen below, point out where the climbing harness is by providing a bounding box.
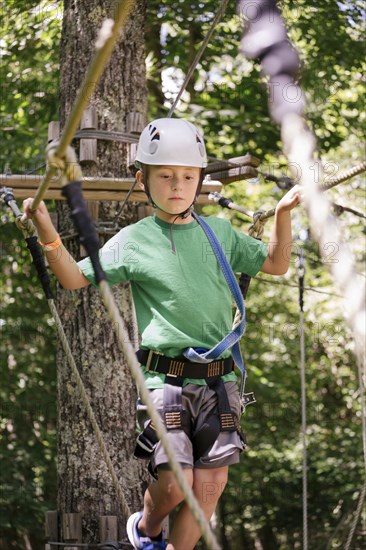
[134,208,256,469]
[134,359,244,473]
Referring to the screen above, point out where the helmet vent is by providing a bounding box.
[148,125,160,142]
[196,134,205,158]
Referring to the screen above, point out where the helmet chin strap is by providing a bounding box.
[148,191,195,219]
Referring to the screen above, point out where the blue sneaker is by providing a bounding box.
[126,511,167,550]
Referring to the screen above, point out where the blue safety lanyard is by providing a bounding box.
[183,213,246,380]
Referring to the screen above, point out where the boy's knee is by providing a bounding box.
[157,468,192,506]
[194,468,228,505]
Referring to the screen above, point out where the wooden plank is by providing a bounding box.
[0,174,136,191]
[62,512,82,550]
[45,510,58,549]
[206,153,260,174]
[229,154,261,167]
[99,515,118,542]
[4,175,222,204]
[11,188,220,203]
[2,174,223,193]
[210,165,258,184]
[80,108,97,163]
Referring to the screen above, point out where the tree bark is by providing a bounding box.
[56,0,148,541]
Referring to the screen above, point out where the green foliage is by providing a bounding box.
[0,0,62,173]
[0,2,61,547]
[0,214,57,548]
[146,0,366,160]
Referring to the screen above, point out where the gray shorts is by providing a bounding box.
[137,380,245,470]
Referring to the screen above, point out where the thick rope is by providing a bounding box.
[247,210,267,239]
[282,114,366,432]
[167,0,229,117]
[30,0,136,210]
[320,161,366,191]
[344,479,366,550]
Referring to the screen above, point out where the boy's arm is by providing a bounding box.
[23,198,90,290]
[260,185,301,275]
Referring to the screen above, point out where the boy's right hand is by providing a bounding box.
[23,198,58,242]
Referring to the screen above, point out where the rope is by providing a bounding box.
[320,161,366,191]
[332,203,366,220]
[253,275,342,298]
[167,0,229,117]
[30,0,137,211]
[297,256,308,550]
[247,210,268,239]
[281,117,366,458]
[343,479,366,550]
[239,0,366,458]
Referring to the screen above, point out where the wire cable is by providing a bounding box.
[167,0,229,117]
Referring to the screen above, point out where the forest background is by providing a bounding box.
[0,0,365,549]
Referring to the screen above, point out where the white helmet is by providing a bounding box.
[135,118,207,168]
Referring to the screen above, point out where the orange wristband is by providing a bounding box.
[39,234,62,252]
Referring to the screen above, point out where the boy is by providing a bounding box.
[23,118,300,550]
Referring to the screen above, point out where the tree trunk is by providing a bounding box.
[56,0,148,542]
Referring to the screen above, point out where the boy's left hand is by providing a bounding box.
[277,184,302,213]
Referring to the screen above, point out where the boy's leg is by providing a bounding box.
[167,465,228,550]
[138,467,194,538]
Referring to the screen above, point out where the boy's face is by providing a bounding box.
[137,165,201,223]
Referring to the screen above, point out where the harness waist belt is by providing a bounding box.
[136,349,234,379]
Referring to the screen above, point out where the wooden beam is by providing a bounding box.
[206,153,260,174]
[207,154,260,183]
[1,174,222,204]
[209,165,259,184]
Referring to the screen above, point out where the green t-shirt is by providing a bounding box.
[78,215,268,389]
